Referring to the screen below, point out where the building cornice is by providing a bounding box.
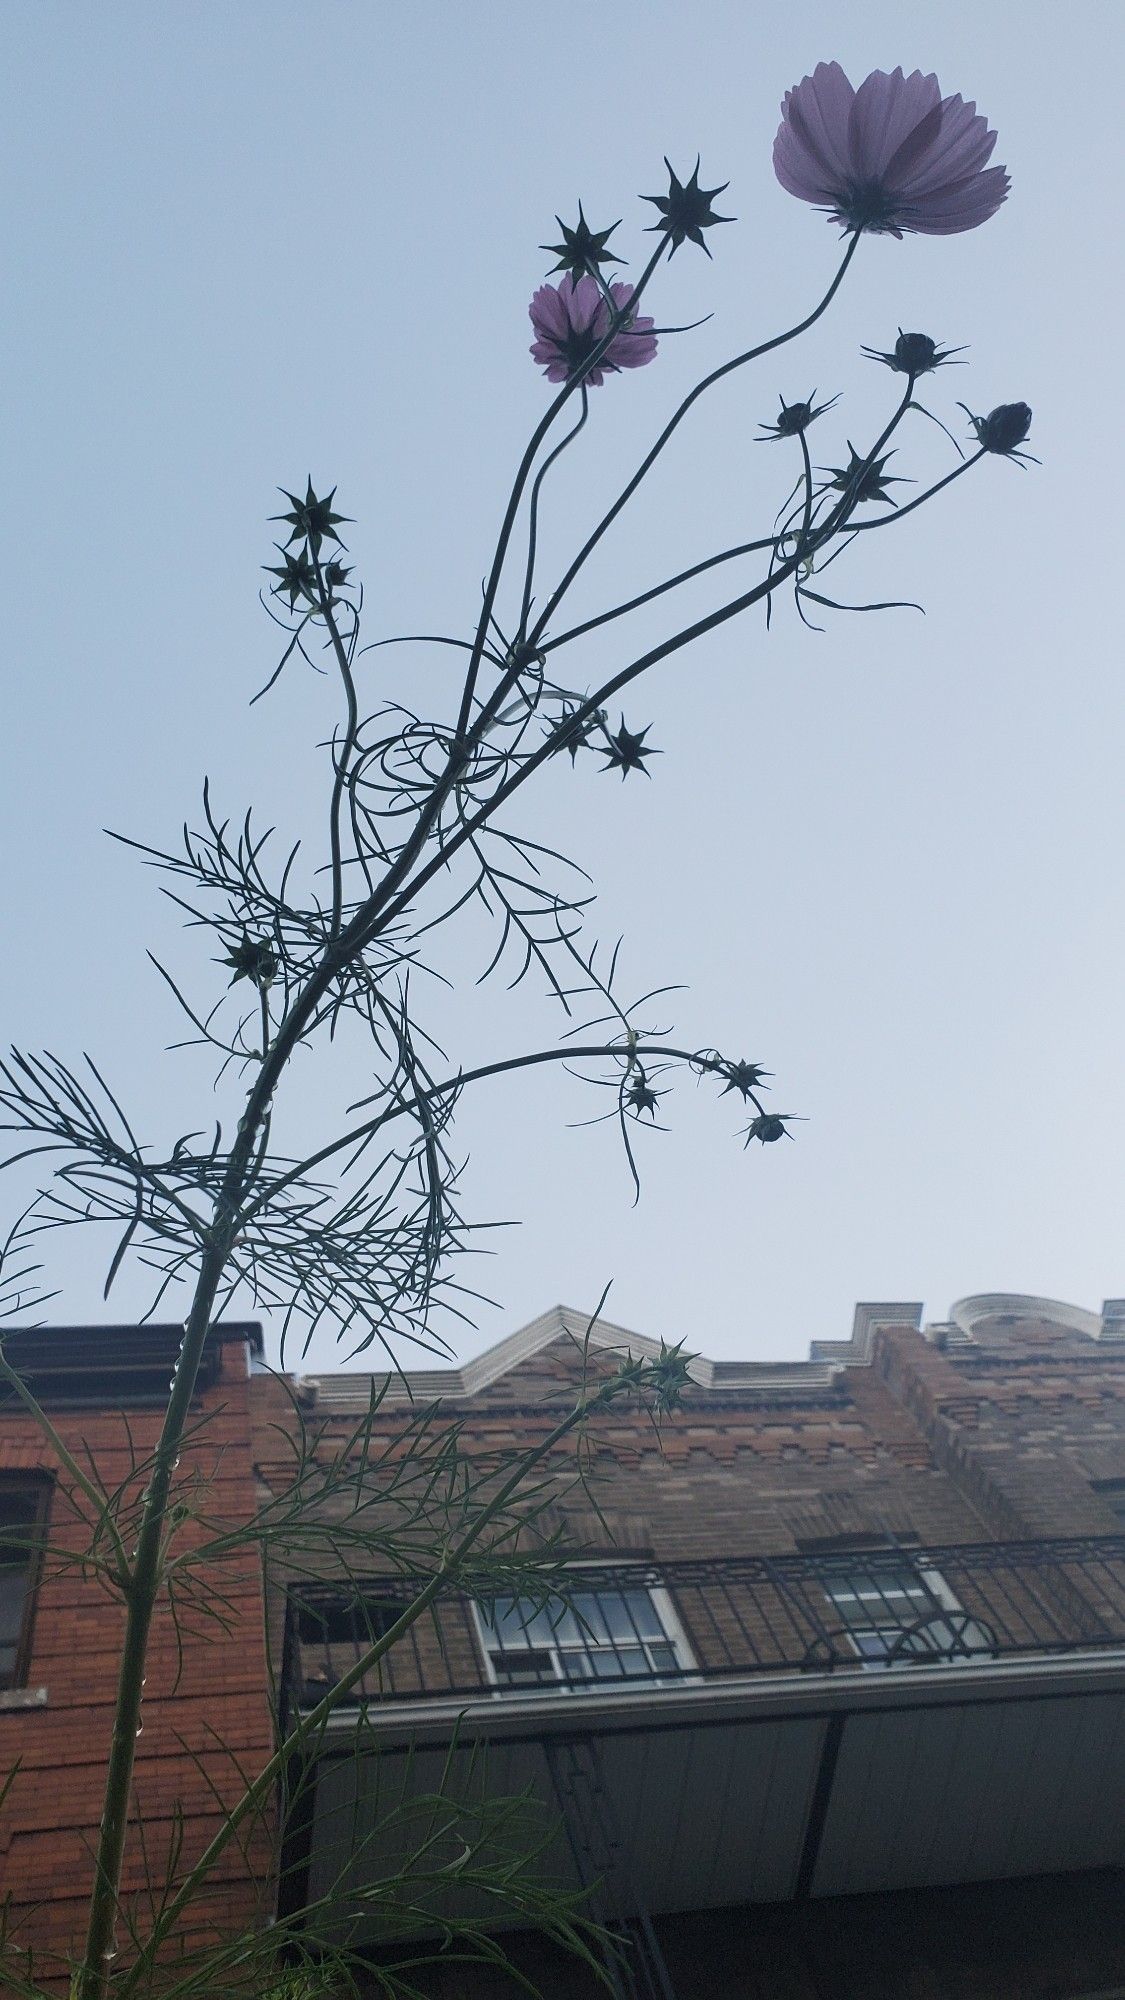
[302,1291,1125,1414]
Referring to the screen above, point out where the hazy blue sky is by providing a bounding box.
[3,2,1123,1372]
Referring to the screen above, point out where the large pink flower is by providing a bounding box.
[774,63,1009,236]
[528,276,658,387]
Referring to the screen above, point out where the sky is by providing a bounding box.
[3,1,1124,1375]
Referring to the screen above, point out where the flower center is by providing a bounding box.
[837,181,903,232]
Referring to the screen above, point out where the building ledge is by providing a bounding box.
[0,1686,48,1713]
[314,1646,1125,1750]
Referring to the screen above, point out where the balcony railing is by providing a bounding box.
[284,1534,1125,1714]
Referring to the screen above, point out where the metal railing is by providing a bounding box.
[283,1534,1125,1713]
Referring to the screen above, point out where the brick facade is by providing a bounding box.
[2,1296,1123,1995]
[272,1298,1125,1571]
[0,1327,275,1993]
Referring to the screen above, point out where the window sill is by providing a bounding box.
[0,1686,48,1712]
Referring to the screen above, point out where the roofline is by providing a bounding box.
[0,1320,265,1353]
[0,1320,264,1408]
[302,1302,848,1410]
[301,1292,1125,1413]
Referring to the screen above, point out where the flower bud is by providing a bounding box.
[897,332,936,373]
[976,402,1032,453]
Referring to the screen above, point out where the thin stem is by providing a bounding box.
[518,387,588,643]
[845,448,985,531]
[312,553,361,942]
[239,1041,740,1225]
[539,533,778,658]
[453,240,668,748]
[797,429,814,557]
[370,388,946,944]
[372,542,817,941]
[528,231,861,646]
[75,1237,231,2000]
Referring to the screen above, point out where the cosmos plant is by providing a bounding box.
[0,63,1032,2000]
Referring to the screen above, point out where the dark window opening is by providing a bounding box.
[292,1589,409,1707]
[0,1481,50,1691]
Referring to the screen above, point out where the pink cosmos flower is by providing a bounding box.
[773,64,1009,237]
[528,276,658,387]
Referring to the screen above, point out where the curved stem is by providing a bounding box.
[518,387,589,643]
[797,430,815,557]
[312,555,361,941]
[370,387,952,946]
[453,240,667,748]
[528,231,861,646]
[240,1041,741,1225]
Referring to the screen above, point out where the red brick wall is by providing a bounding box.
[0,1339,275,1992]
[874,1320,1125,1539]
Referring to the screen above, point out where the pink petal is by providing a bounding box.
[894,96,998,195]
[774,62,856,198]
[906,165,1010,232]
[528,284,567,339]
[847,68,942,182]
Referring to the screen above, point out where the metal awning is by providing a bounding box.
[288,1650,1125,1944]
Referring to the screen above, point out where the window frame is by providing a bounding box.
[0,1476,52,1693]
[473,1569,694,1694]
[817,1553,993,1670]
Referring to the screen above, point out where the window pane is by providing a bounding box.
[478,1579,686,1690]
[0,1488,43,1690]
[0,1571,28,1647]
[490,1649,557,1687]
[824,1560,939,1634]
[594,1590,665,1642]
[564,1646,649,1681]
[851,1631,897,1662]
[569,1593,609,1644]
[483,1598,541,1647]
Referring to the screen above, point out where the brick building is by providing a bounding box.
[2,1294,1124,1995]
[0,1322,274,1991]
[275,1296,1125,1998]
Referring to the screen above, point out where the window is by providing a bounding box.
[818,1554,993,1668]
[292,1590,406,1707]
[476,1579,690,1690]
[0,1482,49,1692]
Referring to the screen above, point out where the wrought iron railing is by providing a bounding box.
[283,1534,1125,1713]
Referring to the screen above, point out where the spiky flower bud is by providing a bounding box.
[963,402,1033,455]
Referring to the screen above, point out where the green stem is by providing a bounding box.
[74,1237,232,2000]
[114,1368,635,1993]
